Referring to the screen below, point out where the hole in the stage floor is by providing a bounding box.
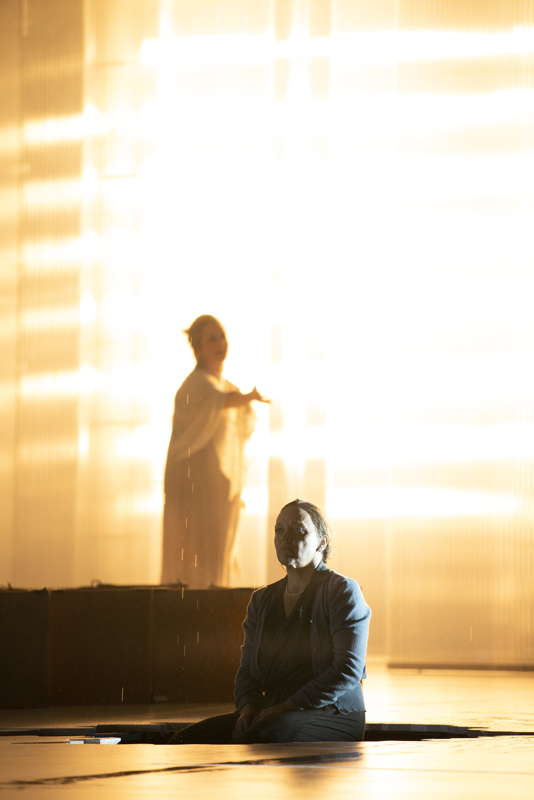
[3,722,534,744]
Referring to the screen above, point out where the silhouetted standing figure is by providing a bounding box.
[161,315,267,588]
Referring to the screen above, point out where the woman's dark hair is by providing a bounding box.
[184,315,224,361]
[279,499,331,562]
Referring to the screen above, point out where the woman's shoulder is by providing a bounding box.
[316,564,358,588]
[175,368,220,401]
[174,367,199,391]
[315,565,365,600]
[222,376,238,392]
[249,577,285,604]
[316,566,371,617]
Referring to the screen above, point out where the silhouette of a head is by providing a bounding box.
[185,315,226,365]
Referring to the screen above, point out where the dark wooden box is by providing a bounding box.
[0,589,49,708]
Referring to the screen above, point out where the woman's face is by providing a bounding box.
[274,506,325,570]
[197,322,227,369]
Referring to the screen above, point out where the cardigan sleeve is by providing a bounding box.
[234,590,265,710]
[286,577,371,710]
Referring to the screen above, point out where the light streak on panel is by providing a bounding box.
[135,92,534,151]
[22,178,82,213]
[19,232,112,274]
[332,424,534,467]
[15,90,534,170]
[251,423,534,467]
[79,294,98,325]
[98,229,143,270]
[18,439,78,464]
[115,493,162,516]
[326,488,524,520]
[330,28,534,64]
[264,429,328,461]
[89,297,158,336]
[139,28,534,68]
[328,91,534,135]
[20,367,101,398]
[24,113,88,146]
[114,424,167,461]
[21,306,83,331]
[20,364,169,404]
[390,154,534,192]
[81,165,99,195]
[22,105,116,146]
[78,428,90,458]
[241,487,269,516]
[139,32,274,67]
[21,234,98,273]
[0,126,19,157]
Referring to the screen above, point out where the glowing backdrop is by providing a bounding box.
[1,0,533,664]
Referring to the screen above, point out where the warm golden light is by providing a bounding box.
[327,487,523,520]
[139,27,534,67]
[2,0,533,666]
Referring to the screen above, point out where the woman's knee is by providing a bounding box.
[250,710,365,743]
[250,712,306,743]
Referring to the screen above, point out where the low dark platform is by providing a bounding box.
[1,585,253,708]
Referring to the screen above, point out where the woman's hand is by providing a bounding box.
[223,388,270,408]
[248,387,270,404]
[232,704,259,741]
[250,700,295,728]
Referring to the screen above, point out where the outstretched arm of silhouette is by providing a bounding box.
[223,387,270,408]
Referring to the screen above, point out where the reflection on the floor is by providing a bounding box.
[1,664,534,799]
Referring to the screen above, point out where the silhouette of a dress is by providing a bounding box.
[161,366,254,587]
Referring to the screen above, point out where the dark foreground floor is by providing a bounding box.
[1,662,534,798]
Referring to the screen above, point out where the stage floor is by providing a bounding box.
[1,662,534,798]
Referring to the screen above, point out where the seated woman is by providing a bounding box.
[171,498,371,744]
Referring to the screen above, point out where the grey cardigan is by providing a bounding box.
[234,562,371,713]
